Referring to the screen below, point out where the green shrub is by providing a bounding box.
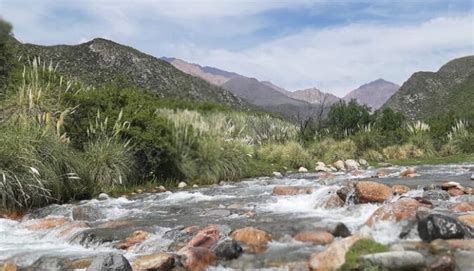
[447,120,474,153]
[352,124,384,154]
[362,149,385,162]
[311,138,357,163]
[257,142,312,169]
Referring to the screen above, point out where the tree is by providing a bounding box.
[0,18,14,90]
[374,108,405,131]
[326,99,371,138]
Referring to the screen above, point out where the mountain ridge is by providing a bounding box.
[343,79,400,110]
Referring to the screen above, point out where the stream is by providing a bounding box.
[1,163,473,270]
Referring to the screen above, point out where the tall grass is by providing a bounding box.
[446,120,474,153]
[257,142,312,169]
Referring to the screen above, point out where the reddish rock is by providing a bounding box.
[448,188,464,197]
[392,185,410,195]
[355,181,392,203]
[319,172,335,180]
[458,215,474,228]
[308,235,363,270]
[2,262,18,271]
[430,239,474,252]
[400,167,416,177]
[26,217,68,230]
[187,225,220,249]
[178,247,216,271]
[430,255,456,271]
[230,227,271,253]
[294,231,334,245]
[376,170,388,177]
[132,252,175,271]
[63,257,94,270]
[97,220,131,228]
[366,198,425,226]
[273,186,314,196]
[317,194,344,209]
[57,221,88,238]
[450,202,474,213]
[183,225,200,234]
[116,230,151,250]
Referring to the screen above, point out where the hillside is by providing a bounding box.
[384,56,474,119]
[343,79,399,110]
[290,87,340,105]
[13,38,245,107]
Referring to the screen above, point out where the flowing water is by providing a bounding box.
[1,164,473,270]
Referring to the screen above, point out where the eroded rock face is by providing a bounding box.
[132,252,175,271]
[177,247,216,271]
[418,214,467,242]
[230,227,271,253]
[293,231,334,245]
[366,198,425,226]
[308,235,363,270]
[360,251,425,270]
[86,253,132,271]
[213,240,243,260]
[273,186,314,196]
[354,181,392,203]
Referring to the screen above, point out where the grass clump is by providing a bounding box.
[340,239,389,271]
[257,141,312,169]
[310,138,357,163]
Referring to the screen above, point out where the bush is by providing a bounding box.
[311,138,357,163]
[352,124,384,154]
[382,144,426,160]
[257,142,312,169]
[447,120,474,154]
[362,149,384,162]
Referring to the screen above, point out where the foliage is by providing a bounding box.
[340,239,388,271]
[326,99,372,138]
[446,120,474,153]
[0,19,14,91]
[257,142,312,169]
[310,138,357,163]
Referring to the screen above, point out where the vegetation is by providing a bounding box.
[340,239,389,271]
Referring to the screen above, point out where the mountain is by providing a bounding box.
[13,38,245,107]
[289,87,340,105]
[384,56,474,120]
[343,79,399,110]
[261,81,292,95]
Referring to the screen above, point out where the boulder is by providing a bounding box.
[423,190,450,201]
[187,225,220,249]
[230,227,271,253]
[344,159,360,171]
[299,167,308,173]
[87,253,132,271]
[273,171,283,177]
[418,214,467,242]
[317,194,344,209]
[116,230,151,250]
[450,202,474,212]
[366,198,424,226]
[376,170,388,177]
[178,182,188,188]
[441,181,464,190]
[430,239,474,252]
[354,181,392,203]
[429,255,456,271]
[293,231,334,245]
[273,186,314,196]
[458,214,474,228]
[336,182,356,203]
[315,163,330,172]
[448,188,464,197]
[1,262,18,271]
[333,160,345,171]
[177,247,216,271]
[400,167,416,177]
[192,184,199,188]
[308,235,363,270]
[72,205,103,221]
[358,159,368,167]
[471,173,474,181]
[132,253,175,271]
[360,251,425,270]
[391,185,410,195]
[26,217,68,230]
[97,193,110,201]
[213,240,243,260]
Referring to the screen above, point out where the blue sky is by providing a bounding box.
[1,0,473,96]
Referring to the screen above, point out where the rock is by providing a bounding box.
[230,227,271,253]
[441,181,464,190]
[430,255,456,271]
[298,167,308,173]
[177,247,216,271]
[333,160,345,171]
[116,230,151,250]
[183,225,200,234]
[63,257,95,269]
[187,225,220,249]
[391,184,410,195]
[87,253,132,271]
[192,184,199,188]
[315,165,330,172]
[429,239,474,252]
[178,182,187,188]
[448,188,464,197]
[376,170,388,177]
[360,251,425,270]
[57,221,89,238]
[358,159,368,167]
[272,186,314,196]
[132,252,175,271]
[1,262,18,271]
[471,173,474,181]
[213,240,243,260]
[418,214,467,242]
[72,205,103,221]
[157,185,167,192]
[344,159,360,171]
[336,182,356,203]
[308,235,363,270]
[354,181,392,203]
[98,193,110,201]
[450,202,474,212]
[316,161,326,167]
[400,167,416,177]
[458,214,474,228]
[423,190,450,201]
[293,231,334,245]
[366,198,425,226]
[206,209,231,217]
[273,171,283,177]
[26,217,68,230]
[317,194,344,209]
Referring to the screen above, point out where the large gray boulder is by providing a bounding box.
[87,253,132,271]
[361,251,425,270]
[417,214,466,242]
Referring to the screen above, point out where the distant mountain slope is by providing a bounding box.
[384,56,474,119]
[343,79,399,110]
[14,38,245,107]
[290,87,340,105]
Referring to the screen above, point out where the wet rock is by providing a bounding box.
[192,184,199,188]
[1,262,17,271]
[423,190,450,201]
[450,202,474,212]
[358,159,368,167]
[293,231,334,245]
[132,252,175,271]
[441,181,464,190]
[366,198,425,226]
[57,221,89,238]
[0,210,24,220]
[333,160,345,171]
[360,251,425,270]
[354,181,392,203]
[336,182,355,202]
[391,184,410,195]
[178,182,187,188]
[177,247,216,271]
[418,214,467,242]
[429,239,474,253]
[183,225,200,234]
[344,159,360,171]
[273,171,283,177]
[98,193,110,200]
[458,214,474,228]
[206,209,231,217]
[308,235,363,270]
[116,230,151,250]
[188,225,220,249]
[72,205,103,221]
[430,255,456,271]
[299,167,308,173]
[63,257,94,270]
[87,253,132,271]
[273,186,314,196]
[213,240,243,260]
[423,184,443,191]
[448,188,464,197]
[226,203,243,209]
[26,217,68,230]
[230,227,271,253]
[400,167,416,177]
[471,173,474,180]
[315,162,330,172]
[376,169,388,177]
[317,194,344,209]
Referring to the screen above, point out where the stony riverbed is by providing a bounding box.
[1,163,474,270]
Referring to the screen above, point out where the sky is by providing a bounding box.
[1,0,473,96]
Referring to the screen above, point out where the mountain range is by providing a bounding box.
[343,79,400,110]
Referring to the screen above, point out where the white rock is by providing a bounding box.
[178,182,188,188]
[471,173,474,180]
[329,166,337,172]
[344,159,360,171]
[361,251,425,270]
[273,171,283,177]
[333,160,346,171]
[315,165,330,172]
[192,184,199,188]
[97,193,110,201]
[316,161,326,167]
[358,159,368,167]
[298,167,308,173]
